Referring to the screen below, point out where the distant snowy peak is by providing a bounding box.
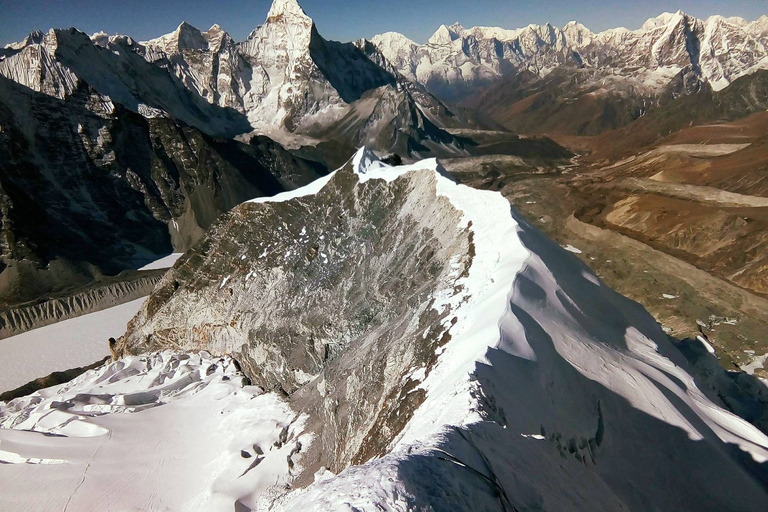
[562,21,595,47]
[4,30,45,50]
[372,9,768,101]
[266,0,313,23]
[465,25,524,42]
[640,10,688,30]
[240,0,315,57]
[141,22,234,54]
[370,31,418,54]
[427,24,463,45]
[144,22,206,51]
[747,15,768,39]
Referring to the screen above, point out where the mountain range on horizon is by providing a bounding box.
[2,0,768,510]
[5,1,768,116]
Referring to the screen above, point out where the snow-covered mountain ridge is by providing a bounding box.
[372,11,768,102]
[3,148,756,510]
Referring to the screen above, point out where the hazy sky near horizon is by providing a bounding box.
[1,0,766,47]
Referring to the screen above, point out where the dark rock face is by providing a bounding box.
[0,76,325,306]
[115,164,473,470]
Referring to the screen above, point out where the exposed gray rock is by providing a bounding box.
[115,161,473,470]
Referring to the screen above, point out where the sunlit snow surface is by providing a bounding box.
[0,253,184,394]
[2,148,768,511]
[138,252,184,270]
[0,298,145,393]
[0,352,308,511]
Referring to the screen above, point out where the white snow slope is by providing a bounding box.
[137,252,184,271]
[0,253,186,394]
[0,352,308,511]
[1,148,767,511]
[0,298,145,393]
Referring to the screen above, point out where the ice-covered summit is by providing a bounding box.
[266,0,312,22]
[428,23,463,45]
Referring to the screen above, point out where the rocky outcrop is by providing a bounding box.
[114,153,472,469]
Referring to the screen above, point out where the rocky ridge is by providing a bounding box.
[106,148,768,511]
[0,271,163,339]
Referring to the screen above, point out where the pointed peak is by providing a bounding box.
[641,11,690,31]
[176,21,200,32]
[428,24,462,45]
[175,21,203,37]
[352,146,383,176]
[267,0,311,21]
[174,22,206,50]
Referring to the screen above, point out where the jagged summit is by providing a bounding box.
[428,24,463,44]
[266,0,312,22]
[372,8,768,103]
[641,10,691,30]
[173,21,207,50]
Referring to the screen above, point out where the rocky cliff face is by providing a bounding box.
[0,75,324,306]
[114,152,471,468]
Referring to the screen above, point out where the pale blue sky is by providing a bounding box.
[1,0,766,47]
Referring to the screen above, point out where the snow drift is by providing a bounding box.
[2,149,767,511]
